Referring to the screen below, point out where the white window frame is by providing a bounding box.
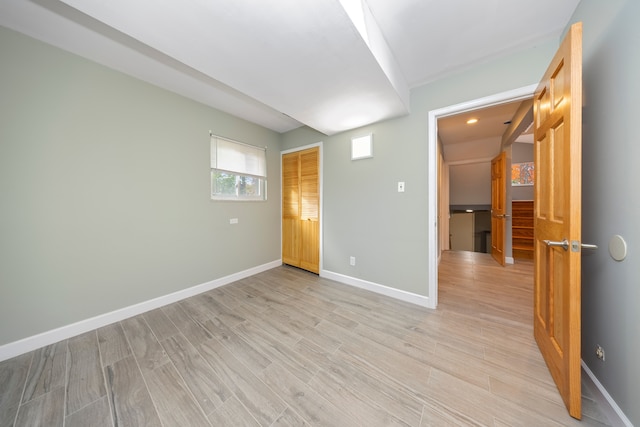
[210,134,267,201]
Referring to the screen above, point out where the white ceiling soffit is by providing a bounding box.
[0,0,301,134]
[54,0,409,136]
[1,0,581,135]
[444,137,502,164]
[438,100,522,163]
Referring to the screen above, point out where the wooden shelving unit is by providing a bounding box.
[512,200,534,259]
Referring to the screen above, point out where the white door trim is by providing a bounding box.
[427,84,537,308]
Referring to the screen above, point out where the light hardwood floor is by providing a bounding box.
[0,251,613,426]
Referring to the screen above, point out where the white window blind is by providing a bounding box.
[211,136,266,177]
[210,135,267,201]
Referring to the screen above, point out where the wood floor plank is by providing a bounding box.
[419,397,485,427]
[66,331,106,416]
[161,333,233,415]
[187,293,246,329]
[21,341,67,405]
[64,396,112,427]
[220,285,271,315]
[97,323,131,368]
[207,395,261,427]
[120,316,168,375]
[0,254,615,427]
[145,362,212,427]
[14,387,65,427]
[104,356,161,427]
[231,303,303,348]
[316,319,434,398]
[581,375,616,426]
[178,297,238,342]
[162,302,216,345]
[217,327,272,375]
[257,362,360,427]
[202,287,242,310]
[488,375,594,426]
[283,293,339,320]
[0,352,32,425]
[307,367,412,427]
[318,350,426,426]
[292,338,334,372]
[426,365,567,426]
[271,407,310,427]
[197,338,286,426]
[232,321,319,384]
[262,306,342,352]
[352,321,437,365]
[143,307,180,341]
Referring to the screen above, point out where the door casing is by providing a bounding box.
[428,84,538,308]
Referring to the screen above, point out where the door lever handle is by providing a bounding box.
[579,243,598,250]
[544,239,569,251]
[544,239,598,252]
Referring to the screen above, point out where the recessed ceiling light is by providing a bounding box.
[466,118,478,124]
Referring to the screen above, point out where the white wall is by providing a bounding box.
[449,162,491,206]
[0,27,282,348]
[281,40,558,299]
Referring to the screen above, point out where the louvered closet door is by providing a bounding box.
[282,147,319,273]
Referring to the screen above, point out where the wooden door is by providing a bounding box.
[282,147,319,273]
[491,151,506,266]
[533,22,583,419]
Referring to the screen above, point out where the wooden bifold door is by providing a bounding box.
[282,147,319,273]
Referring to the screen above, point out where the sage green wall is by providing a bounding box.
[449,162,491,206]
[565,1,640,424]
[282,40,558,296]
[0,27,281,346]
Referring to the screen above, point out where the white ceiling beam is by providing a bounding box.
[57,0,410,135]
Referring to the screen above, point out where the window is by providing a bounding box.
[511,161,534,186]
[210,135,267,201]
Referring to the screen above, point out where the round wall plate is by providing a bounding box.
[608,234,627,261]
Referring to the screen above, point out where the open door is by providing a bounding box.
[491,151,506,266]
[533,22,583,419]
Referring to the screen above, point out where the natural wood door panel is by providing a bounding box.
[533,22,583,419]
[491,151,506,265]
[282,147,319,273]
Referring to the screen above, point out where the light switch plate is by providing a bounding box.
[398,181,405,192]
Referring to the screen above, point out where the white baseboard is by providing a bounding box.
[506,256,515,265]
[582,360,633,427]
[321,270,431,308]
[0,260,281,362]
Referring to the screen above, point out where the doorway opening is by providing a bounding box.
[427,84,537,309]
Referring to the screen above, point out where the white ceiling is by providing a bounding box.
[0,0,580,135]
[438,100,526,163]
